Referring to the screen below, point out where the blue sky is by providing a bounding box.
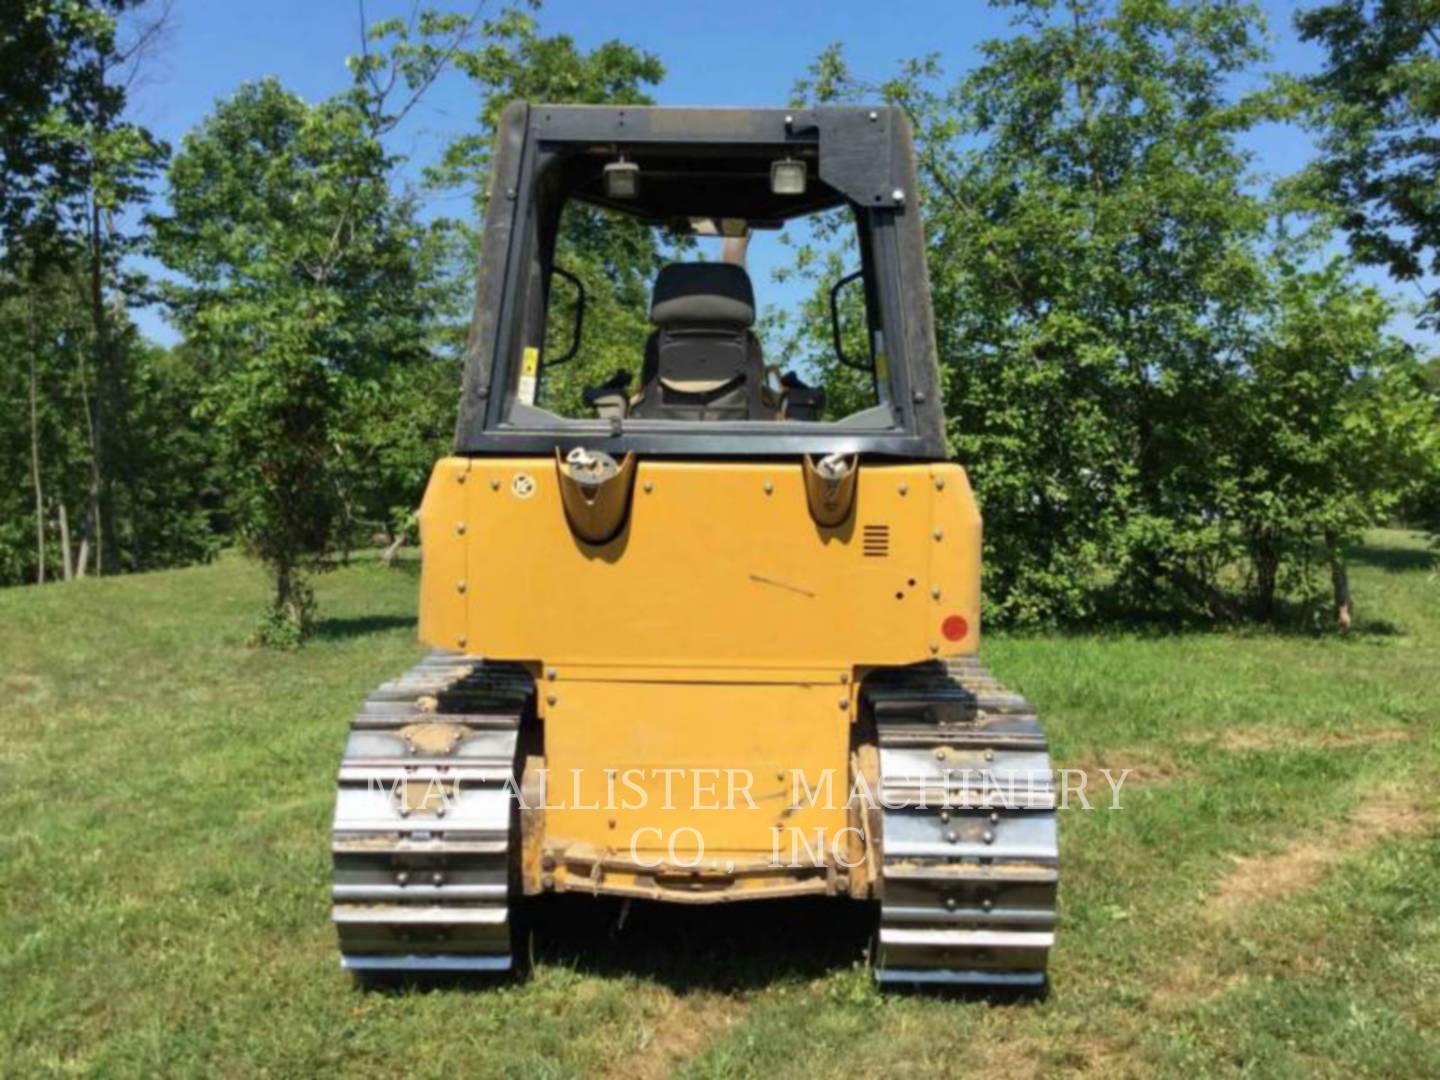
[126,0,1432,348]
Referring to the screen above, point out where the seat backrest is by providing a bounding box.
[650,262,755,332]
[635,263,769,420]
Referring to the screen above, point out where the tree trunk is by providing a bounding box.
[103,228,133,563]
[85,198,109,576]
[275,558,292,620]
[26,301,46,584]
[275,560,304,638]
[1325,531,1352,633]
[74,305,104,582]
[1250,532,1279,622]
[75,521,91,580]
[58,502,74,582]
[377,518,411,570]
[333,450,355,567]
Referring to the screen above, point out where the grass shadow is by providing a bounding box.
[880,979,1049,1006]
[311,614,416,640]
[1348,617,1403,637]
[356,895,1045,1002]
[1056,587,1406,642]
[523,895,871,993]
[1347,542,1438,575]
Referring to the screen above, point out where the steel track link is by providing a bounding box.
[331,650,532,973]
[868,657,1058,989]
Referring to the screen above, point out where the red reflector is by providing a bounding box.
[941,615,969,641]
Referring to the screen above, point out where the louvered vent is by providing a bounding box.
[862,524,890,557]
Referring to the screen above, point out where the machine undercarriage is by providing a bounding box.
[332,651,1057,987]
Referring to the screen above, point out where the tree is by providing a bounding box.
[797,2,1285,624]
[790,2,1437,628]
[149,5,669,642]
[0,273,95,585]
[426,11,665,208]
[1224,262,1439,626]
[1400,358,1440,532]
[0,0,150,254]
[1296,0,1440,327]
[66,8,169,578]
[0,278,217,587]
[425,11,668,417]
[151,74,436,642]
[1,0,171,585]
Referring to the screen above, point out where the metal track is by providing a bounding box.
[331,651,532,973]
[868,656,1058,989]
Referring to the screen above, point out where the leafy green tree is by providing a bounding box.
[0,277,217,587]
[109,339,224,572]
[1402,358,1440,531]
[0,0,147,255]
[792,3,1437,627]
[1,0,170,584]
[152,76,436,642]
[424,11,669,415]
[150,6,670,641]
[797,2,1284,623]
[1225,262,1439,625]
[0,273,96,584]
[1296,0,1440,327]
[67,48,168,580]
[426,10,664,206]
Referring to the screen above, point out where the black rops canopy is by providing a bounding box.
[454,102,949,462]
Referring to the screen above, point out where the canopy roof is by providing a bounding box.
[534,104,908,225]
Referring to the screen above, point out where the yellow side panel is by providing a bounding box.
[543,678,851,858]
[416,457,471,651]
[421,458,981,667]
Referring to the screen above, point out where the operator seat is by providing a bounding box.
[631,263,774,421]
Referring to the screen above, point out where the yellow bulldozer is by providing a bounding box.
[331,103,1058,989]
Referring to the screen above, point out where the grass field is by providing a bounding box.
[2,531,1437,1077]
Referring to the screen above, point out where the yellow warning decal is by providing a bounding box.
[518,346,540,404]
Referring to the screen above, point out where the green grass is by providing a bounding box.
[2,533,1438,1078]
